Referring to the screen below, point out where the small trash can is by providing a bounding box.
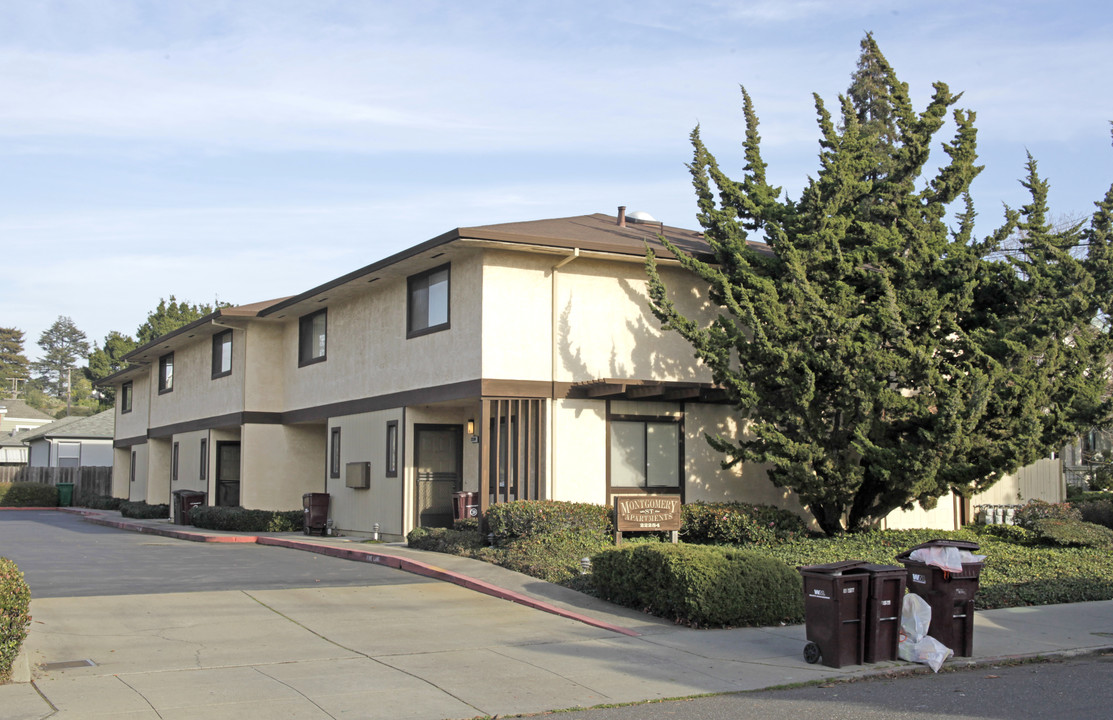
[798,560,871,667]
[303,492,330,536]
[897,539,983,657]
[861,563,907,663]
[452,491,478,521]
[56,482,74,507]
[171,489,207,525]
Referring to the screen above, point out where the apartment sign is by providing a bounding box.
[614,495,682,532]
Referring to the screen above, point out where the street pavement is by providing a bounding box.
[1,508,1112,719]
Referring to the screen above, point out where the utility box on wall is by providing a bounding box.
[345,461,370,489]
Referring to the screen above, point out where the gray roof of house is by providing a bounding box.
[0,426,37,447]
[19,410,115,442]
[0,399,55,421]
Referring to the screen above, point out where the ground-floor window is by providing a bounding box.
[609,417,681,490]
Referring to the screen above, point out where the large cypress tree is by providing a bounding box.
[647,36,1113,534]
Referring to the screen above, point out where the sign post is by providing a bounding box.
[613,495,682,544]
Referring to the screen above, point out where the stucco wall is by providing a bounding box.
[126,443,150,501]
[116,374,151,440]
[325,408,406,537]
[240,423,325,510]
[148,329,246,430]
[112,446,134,498]
[550,398,607,505]
[243,323,286,413]
[147,438,172,505]
[281,254,483,413]
[170,429,208,494]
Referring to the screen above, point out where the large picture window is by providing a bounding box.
[158,353,174,394]
[609,419,681,490]
[212,330,232,378]
[299,309,327,366]
[407,264,450,337]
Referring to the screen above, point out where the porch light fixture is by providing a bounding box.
[466,418,475,435]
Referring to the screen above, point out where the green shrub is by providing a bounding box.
[974,523,1034,545]
[77,493,123,511]
[0,482,58,507]
[453,517,481,532]
[0,557,31,683]
[406,526,486,554]
[1028,518,1113,548]
[591,543,804,627]
[489,533,611,585]
[680,501,807,546]
[1076,498,1113,530]
[188,506,303,532]
[118,501,170,519]
[486,500,611,544]
[1014,500,1082,529]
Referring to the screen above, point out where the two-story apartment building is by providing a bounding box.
[104,210,809,538]
[104,208,1063,537]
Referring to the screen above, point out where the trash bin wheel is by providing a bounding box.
[303,524,311,535]
[803,642,821,664]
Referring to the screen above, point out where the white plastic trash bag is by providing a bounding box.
[908,545,986,572]
[898,593,953,672]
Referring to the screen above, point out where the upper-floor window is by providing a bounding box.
[121,381,133,413]
[212,330,233,379]
[407,264,450,338]
[158,353,174,394]
[299,309,327,366]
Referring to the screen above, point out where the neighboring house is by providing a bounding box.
[0,427,36,466]
[22,410,115,468]
[0,399,55,435]
[101,209,1062,537]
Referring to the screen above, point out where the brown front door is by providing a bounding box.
[215,441,241,507]
[414,425,462,528]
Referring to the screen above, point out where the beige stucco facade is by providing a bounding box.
[106,212,1058,537]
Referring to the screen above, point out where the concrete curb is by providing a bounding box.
[33,508,641,637]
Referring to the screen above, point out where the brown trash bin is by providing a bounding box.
[172,489,206,525]
[302,493,330,536]
[897,539,983,657]
[452,491,478,521]
[861,563,908,663]
[798,560,871,667]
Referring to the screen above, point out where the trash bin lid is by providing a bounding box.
[859,563,906,574]
[797,560,869,575]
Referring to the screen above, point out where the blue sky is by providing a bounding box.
[3,0,1112,361]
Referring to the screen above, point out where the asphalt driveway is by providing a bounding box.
[0,510,434,597]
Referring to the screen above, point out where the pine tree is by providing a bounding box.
[86,330,139,408]
[136,296,227,345]
[647,36,1113,534]
[31,316,91,402]
[0,327,31,397]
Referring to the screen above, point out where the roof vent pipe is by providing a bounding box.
[617,206,626,227]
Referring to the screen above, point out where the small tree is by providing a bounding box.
[0,327,30,397]
[30,316,90,408]
[136,296,228,345]
[646,35,1113,534]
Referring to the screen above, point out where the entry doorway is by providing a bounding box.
[414,425,462,528]
[215,441,241,507]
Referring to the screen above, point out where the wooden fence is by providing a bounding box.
[0,466,113,498]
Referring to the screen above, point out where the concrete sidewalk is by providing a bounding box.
[2,509,1112,720]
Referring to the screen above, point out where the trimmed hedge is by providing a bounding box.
[0,557,31,684]
[77,493,124,511]
[591,543,804,627]
[188,506,303,532]
[486,500,612,544]
[1028,518,1113,548]
[680,501,808,546]
[1076,498,1113,530]
[0,482,58,507]
[1014,500,1082,529]
[407,527,487,553]
[119,501,170,519]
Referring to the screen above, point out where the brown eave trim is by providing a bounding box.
[114,435,148,448]
[148,411,283,439]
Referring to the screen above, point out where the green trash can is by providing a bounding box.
[57,482,75,507]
